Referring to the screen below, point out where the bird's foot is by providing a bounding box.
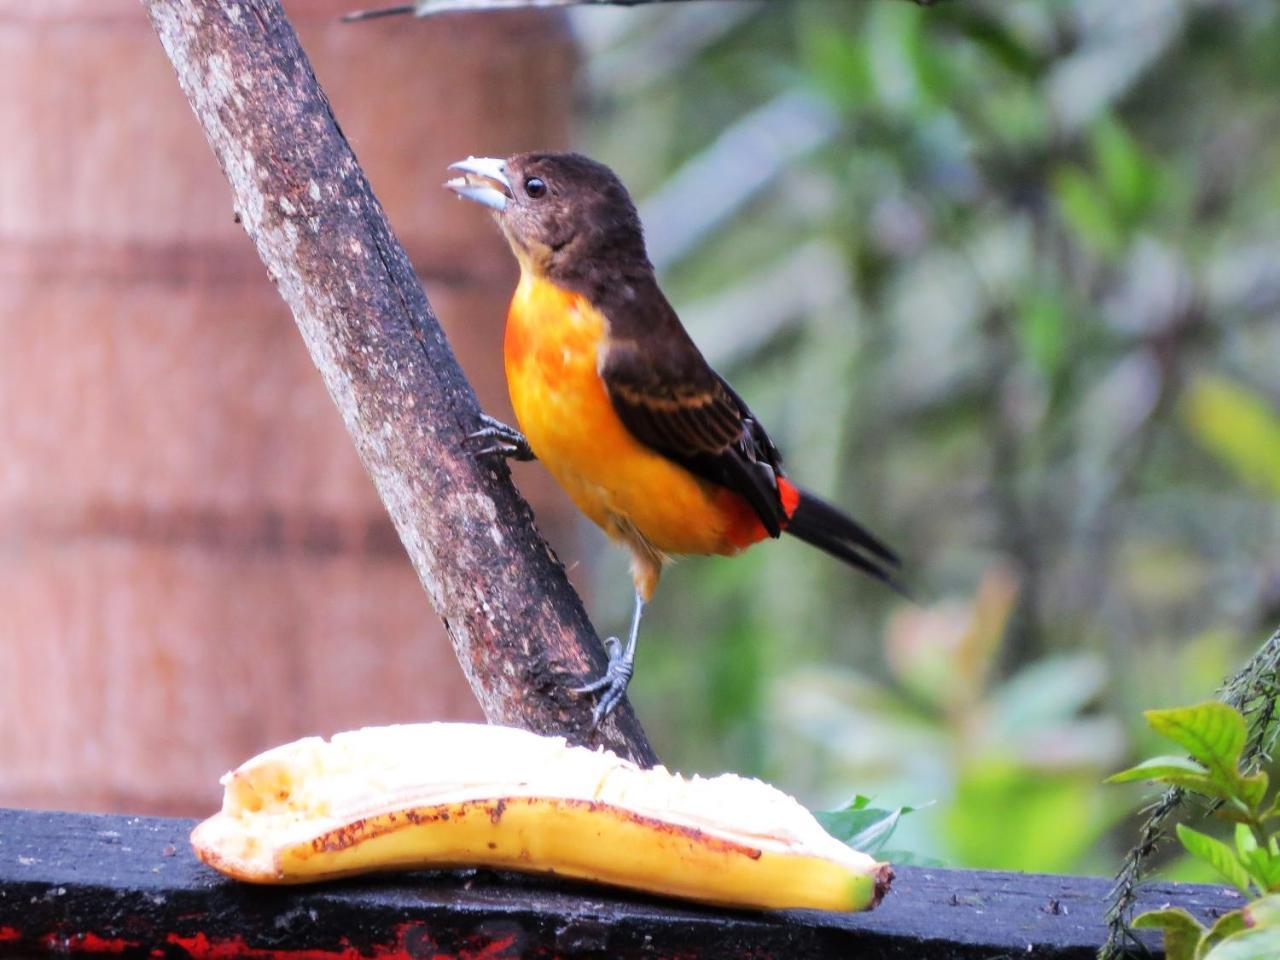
[465,413,535,462]
[572,635,635,729]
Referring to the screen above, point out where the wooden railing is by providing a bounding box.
[0,808,1240,959]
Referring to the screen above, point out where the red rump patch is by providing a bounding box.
[778,477,801,519]
[721,477,801,551]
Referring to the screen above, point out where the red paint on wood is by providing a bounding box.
[169,931,369,960]
[3,909,527,960]
[460,934,519,960]
[5,930,145,954]
[165,924,520,960]
[5,921,522,959]
[47,932,139,954]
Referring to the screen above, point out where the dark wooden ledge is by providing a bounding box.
[0,808,1241,958]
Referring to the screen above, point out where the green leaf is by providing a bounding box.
[1203,927,1280,960]
[1134,907,1206,960]
[1262,795,1280,822]
[846,808,911,853]
[1105,754,1205,783]
[1237,823,1260,857]
[1232,825,1280,891]
[816,796,921,855]
[993,654,1107,730]
[1091,116,1158,224]
[1107,756,1232,799]
[1178,824,1254,894]
[1237,834,1280,894]
[878,848,947,868]
[1199,910,1248,959]
[815,794,870,836]
[1182,376,1280,496]
[1016,290,1068,381]
[1146,703,1247,787]
[946,761,1106,872]
[800,22,871,107]
[1053,165,1123,257]
[1238,772,1270,812]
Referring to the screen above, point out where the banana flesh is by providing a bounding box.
[190,723,892,912]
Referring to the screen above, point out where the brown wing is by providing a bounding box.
[599,286,790,538]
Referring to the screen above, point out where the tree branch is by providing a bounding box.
[343,0,946,24]
[140,0,657,767]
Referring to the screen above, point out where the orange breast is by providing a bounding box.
[503,273,772,561]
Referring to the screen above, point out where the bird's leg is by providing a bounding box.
[465,413,535,462]
[573,590,645,728]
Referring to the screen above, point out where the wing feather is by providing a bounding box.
[600,314,789,538]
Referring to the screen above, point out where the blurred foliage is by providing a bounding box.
[568,0,1280,872]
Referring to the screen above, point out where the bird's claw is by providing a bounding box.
[572,636,634,729]
[465,413,534,462]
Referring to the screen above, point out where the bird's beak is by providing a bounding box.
[445,157,512,212]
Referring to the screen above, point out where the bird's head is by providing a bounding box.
[446,152,650,285]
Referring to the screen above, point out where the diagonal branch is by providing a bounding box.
[140,0,657,767]
[343,0,946,24]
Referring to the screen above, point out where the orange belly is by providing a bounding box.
[503,273,765,568]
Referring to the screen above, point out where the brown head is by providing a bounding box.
[446,152,652,291]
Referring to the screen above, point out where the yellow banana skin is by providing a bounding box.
[190,724,892,913]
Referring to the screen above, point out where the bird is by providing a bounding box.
[446,152,901,726]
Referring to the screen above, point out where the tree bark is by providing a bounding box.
[140,0,657,767]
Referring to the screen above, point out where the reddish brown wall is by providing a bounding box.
[0,1,580,814]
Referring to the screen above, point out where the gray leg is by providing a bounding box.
[465,413,535,462]
[573,590,645,728]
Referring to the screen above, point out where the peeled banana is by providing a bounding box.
[190,723,892,912]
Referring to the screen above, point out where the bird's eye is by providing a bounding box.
[525,177,547,199]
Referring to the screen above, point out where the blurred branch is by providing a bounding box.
[344,0,948,23]
[641,90,838,273]
[684,239,850,367]
[977,305,1046,670]
[140,0,657,767]
[1047,2,1187,132]
[582,2,758,94]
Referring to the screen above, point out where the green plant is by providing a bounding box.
[777,567,1122,874]
[816,794,942,867]
[1108,702,1280,959]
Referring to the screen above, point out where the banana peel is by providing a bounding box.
[191,723,893,912]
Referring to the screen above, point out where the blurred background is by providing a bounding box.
[3,0,1279,880]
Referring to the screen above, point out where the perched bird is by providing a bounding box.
[448,153,901,725]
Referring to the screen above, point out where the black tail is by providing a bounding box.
[785,487,905,594]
